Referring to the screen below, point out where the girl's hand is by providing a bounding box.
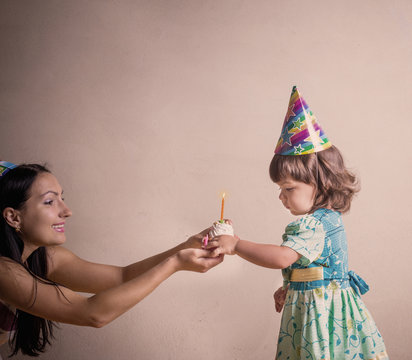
[184,220,233,250]
[174,248,224,273]
[273,286,288,313]
[207,234,240,256]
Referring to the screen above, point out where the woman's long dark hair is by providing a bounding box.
[0,164,56,356]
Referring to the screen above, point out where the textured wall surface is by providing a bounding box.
[0,1,410,359]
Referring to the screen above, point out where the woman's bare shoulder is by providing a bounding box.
[0,257,34,305]
[0,256,22,272]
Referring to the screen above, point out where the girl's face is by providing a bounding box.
[17,172,72,255]
[276,177,316,216]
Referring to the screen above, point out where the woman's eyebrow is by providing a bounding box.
[40,190,63,197]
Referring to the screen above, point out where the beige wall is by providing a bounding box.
[1,1,410,359]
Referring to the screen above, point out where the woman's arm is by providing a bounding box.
[0,248,222,328]
[122,229,208,282]
[209,235,301,269]
[47,230,209,294]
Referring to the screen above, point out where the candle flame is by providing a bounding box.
[222,192,226,198]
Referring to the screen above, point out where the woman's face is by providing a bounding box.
[276,176,316,216]
[18,172,72,252]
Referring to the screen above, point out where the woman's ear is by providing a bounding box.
[3,207,22,230]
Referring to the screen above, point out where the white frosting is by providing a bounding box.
[209,221,234,238]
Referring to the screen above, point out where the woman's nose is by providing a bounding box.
[60,202,72,218]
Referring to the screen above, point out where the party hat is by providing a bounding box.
[274,86,332,155]
[0,161,17,177]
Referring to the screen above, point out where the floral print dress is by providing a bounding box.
[276,209,388,360]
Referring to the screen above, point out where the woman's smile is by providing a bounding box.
[52,222,66,233]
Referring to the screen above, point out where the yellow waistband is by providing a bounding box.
[289,267,324,282]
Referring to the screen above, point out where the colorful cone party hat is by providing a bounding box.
[0,161,17,177]
[274,86,332,155]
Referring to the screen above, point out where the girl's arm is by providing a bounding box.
[0,248,222,328]
[235,239,301,269]
[47,230,209,294]
[209,235,301,269]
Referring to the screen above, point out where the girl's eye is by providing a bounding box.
[44,200,53,205]
[286,188,294,192]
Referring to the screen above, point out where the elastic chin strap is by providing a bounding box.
[314,152,321,198]
[315,152,319,189]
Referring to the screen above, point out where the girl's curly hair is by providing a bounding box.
[269,145,360,213]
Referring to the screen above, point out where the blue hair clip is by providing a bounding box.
[0,161,17,177]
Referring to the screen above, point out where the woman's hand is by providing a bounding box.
[174,248,224,273]
[273,285,288,313]
[181,227,212,249]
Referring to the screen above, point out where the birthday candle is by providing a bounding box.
[220,192,225,222]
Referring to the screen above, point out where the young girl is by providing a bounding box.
[0,162,223,357]
[208,87,388,359]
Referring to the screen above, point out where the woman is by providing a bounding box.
[0,162,223,357]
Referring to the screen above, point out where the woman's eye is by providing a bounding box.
[44,200,53,205]
[286,188,294,192]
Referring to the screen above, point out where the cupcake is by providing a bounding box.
[209,221,234,238]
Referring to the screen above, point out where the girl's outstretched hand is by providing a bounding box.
[174,248,224,273]
[206,234,240,256]
[273,285,288,313]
